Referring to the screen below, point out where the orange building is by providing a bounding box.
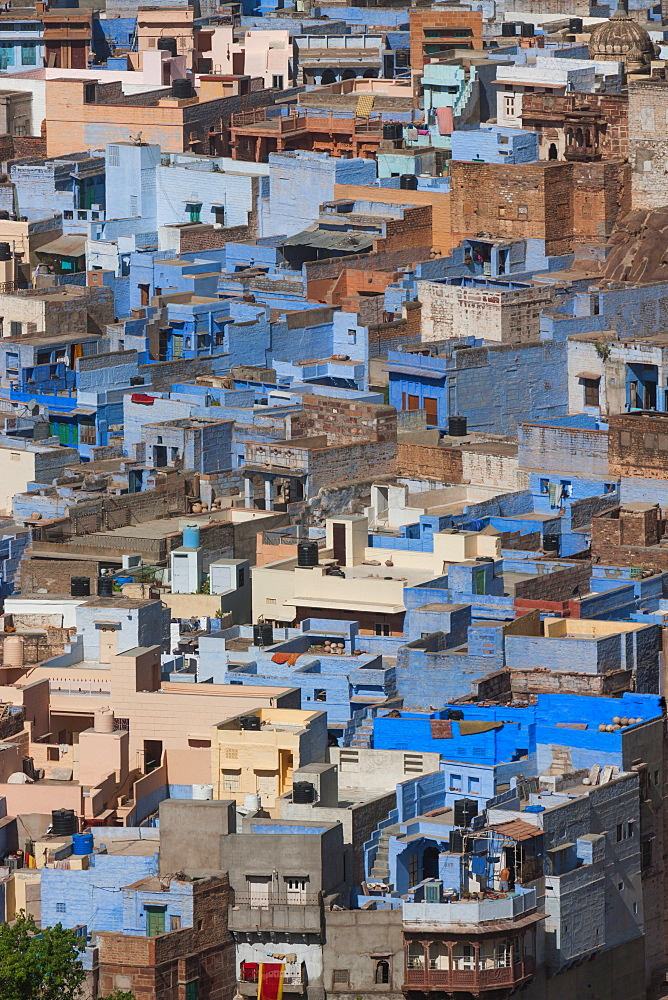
[44,76,273,157]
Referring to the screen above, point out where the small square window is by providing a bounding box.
[171,914,181,930]
[333,970,350,987]
[540,478,549,494]
[315,689,326,701]
[56,902,66,913]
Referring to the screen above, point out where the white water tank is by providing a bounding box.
[243,792,261,812]
[94,707,115,733]
[3,635,24,669]
[192,783,214,800]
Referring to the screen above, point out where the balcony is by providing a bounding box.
[229,893,323,934]
[403,958,535,993]
[239,962,306,994]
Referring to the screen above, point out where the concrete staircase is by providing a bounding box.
[369,821,401,884]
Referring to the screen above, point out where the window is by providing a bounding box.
[583,378,600,407]
[10,452,19,462]
[408,852,420,887]
[627,821,635,839]
[403,753,423,774]
[494,941,511,968]
[315,689,326,701]
[56,902,66,913]
[375,960,390,984]
[517,204,528,219]
[222,770,240,791]
[339,750,358,770]
[467,776,480,794]
[333,970,350,987]
[407,943,423,970]
[272,74,284,88]
[10,321,21,336]
[375,623,390,636]
[285,876,308,903]
[187,202,202,223]
[641,837,653,870]
[21,42,36,65]
[618,881,624,891]
[238,568,245,587]
[84,83,96,104]
[225,748,238,759]
[450,773,462,791]
[266,598,276,605]
[540,478,549,494]
[213,205,225,225]
[170,914,181,931]
[633,902,638,914]
[185,982,199,1000]
[348,328,357,344]
[47,747,60,761]
[616,823,623,842]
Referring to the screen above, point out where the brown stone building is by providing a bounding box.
[228,108,388,162]
[409,9,483,72]
[628,76,668,209]
[591,502,668,572]
[449,158,631,256]
[96,874,235,1000]
[608,410,668,479]
[42,11,92,70]
[521,92,629,162]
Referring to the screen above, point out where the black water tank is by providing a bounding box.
[520,21,535,36]
[157,36,178,56]
[51,809,77,836]
[454,798,479,828]
[292,781,316,803]
[569,17,583,31]
[400,174,418,190]
[383,122,402,141]
[543,534,560,552]
[448,415,467,437]
[172,77,193,99]
[447,709,464,721]
[97,575,114,597]
[0,242,11,261]
[297,540,319,567]
[501,22,516,35]
[253,623,274,647]
[450,830,464,853]
[70,576,90,597]
[239,714,261,731]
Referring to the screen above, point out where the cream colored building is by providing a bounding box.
[210,707,327,811]
[0,440,78,515]
[251,514,501,631]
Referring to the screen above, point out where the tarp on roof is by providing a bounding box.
[282,228,374,252]
[36,235,86,258]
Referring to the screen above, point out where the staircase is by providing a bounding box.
[343,707,376,748]
[369,819,401,885]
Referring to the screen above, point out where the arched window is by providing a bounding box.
[375,961,390,984]
[548,142,558,160]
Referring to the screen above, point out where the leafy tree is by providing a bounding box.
[0,912,85,1000]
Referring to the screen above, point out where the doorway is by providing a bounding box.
[143,739,162,773]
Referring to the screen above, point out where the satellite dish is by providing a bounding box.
[27,399,37,410]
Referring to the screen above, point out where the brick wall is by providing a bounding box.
[409,9,483,71]
[19,556,102,595]
[591,505,668,570]
[334,182,452,254]
[513,561,592,601]
[449,159,630,256]
[178,222,255,253]
[290,395,397,447]
[308,439,398,494]
[375,205,433,254]
[609,412,668,479]
[97,875,235,1000]
[396,441,463,483]
[628,78,668,209]
[521,92,628,160]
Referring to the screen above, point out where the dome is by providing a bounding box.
[588,0,654,74]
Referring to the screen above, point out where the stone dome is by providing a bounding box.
[588,2,655,74]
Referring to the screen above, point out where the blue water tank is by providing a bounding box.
[525,805,545,813]
[182,525,200,548]
[72,832,94,855]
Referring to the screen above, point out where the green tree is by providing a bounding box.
[0,912,85,1000]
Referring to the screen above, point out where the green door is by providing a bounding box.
[145,906,165,937]
[474,567,486,595]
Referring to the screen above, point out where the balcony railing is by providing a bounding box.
[403,958,534,992]
[232,892,321,906]
[240,965,304,986]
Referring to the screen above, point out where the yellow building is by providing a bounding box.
[210,708,328,812]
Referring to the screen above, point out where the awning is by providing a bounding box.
[576,371,601,381]
[491,819,542,842]
[37,235,86,258]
